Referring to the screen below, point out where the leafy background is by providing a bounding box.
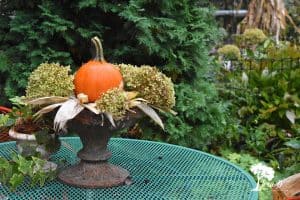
[1,1,300,199]
[0,0,228,150]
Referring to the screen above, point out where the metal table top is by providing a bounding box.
[0,137,258,200]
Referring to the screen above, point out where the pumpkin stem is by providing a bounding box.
[91,36,105,62]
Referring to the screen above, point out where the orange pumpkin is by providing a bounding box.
[74,37,123,102]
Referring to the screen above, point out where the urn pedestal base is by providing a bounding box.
[58,161,130,188]
[57,109,143,188]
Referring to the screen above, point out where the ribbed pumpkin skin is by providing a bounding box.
[74,60,123,102]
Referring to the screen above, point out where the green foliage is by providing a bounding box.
[221,150,260,172]
[0,114,11,127]
[0,0,227,150]
[217,39,300,169]
[0,154,56,191]
[216,36,300,200]
[221,150,275,200]
[26,62,74,98]
[222,68,300,167]
[159,80,229,151]
[0,1,76,103]
[266,42,300,59]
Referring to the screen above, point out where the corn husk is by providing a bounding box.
[135,103,164,130]
[34,103,64,120]
[82,103,101,115]
[125,91,139,100]
[25,96,68,106]
[54,98,84,133]
[104,113,116,127]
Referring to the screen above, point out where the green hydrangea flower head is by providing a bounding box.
[117,63,140,90]
[218,44,241,60]
[241,28,267,46]
[26,62,74,98]
[95,88,128,118]
[119,64,175,110]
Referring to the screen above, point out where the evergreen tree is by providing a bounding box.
[0,0,228,150]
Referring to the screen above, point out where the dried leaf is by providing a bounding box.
[25,96,68,106]
[169,110,177,115]
[150,104,177,115]
[128,100,141,108]
[83,103,100,114]
[34,103,64,120]
[136,103,164,130]
[128,98,148,108]
[54,99,84,133]
[125,91,139,100]
[104,112,116,127]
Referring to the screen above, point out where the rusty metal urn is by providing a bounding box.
[58,109,143,188]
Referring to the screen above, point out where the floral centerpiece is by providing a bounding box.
[24,36,175,188]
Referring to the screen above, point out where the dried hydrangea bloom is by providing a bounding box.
[95,88,128,118]
[26,62,74,98]
[118,63,140,90]
[118,64,175,110]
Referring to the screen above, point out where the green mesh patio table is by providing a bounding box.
[0,137,258,199]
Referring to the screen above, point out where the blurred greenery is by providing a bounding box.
[217,34,300,199]
[0,0,229,151]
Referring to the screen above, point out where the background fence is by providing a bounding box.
[222,57,300,72]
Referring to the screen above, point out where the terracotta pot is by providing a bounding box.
[9,128,59,159]
[0,132,10,143]
[58,109,143,188]
[0,106,12,113]
[0,106,12,143]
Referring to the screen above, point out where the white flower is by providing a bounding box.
[250,163,275,181]
[242,72,248,83]
[261,68,269,77]
[223,60,232,70]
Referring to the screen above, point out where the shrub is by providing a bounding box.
[217,44,241,60]
[218,53,300,169]
[0,1,227,150]
[240,28,267,47]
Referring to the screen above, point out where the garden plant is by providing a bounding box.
[0,0,227,150]
[217,28,300,199]
[0,0,299,199]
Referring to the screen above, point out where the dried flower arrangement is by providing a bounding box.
[24,36,176,132]
[19,36,176,188]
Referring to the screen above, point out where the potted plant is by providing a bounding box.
[25,36,175,188]
[5,98,60,159]
[0,106,11,113]
[0,106,13,142]
[0,106,58,191]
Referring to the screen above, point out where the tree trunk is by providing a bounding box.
[237,0,299,42]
